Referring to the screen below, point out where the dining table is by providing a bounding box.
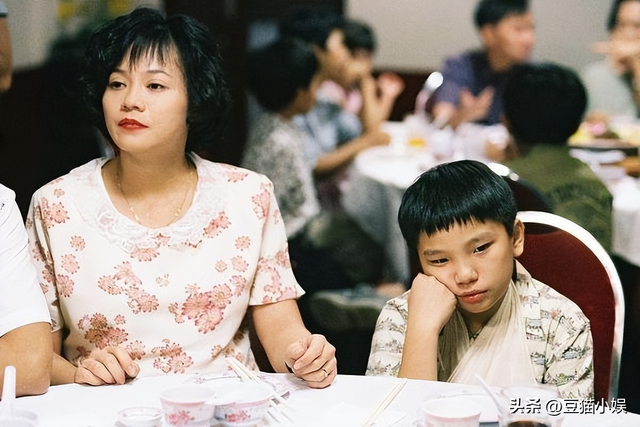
[11,371,640,426]
[341,120,640,284]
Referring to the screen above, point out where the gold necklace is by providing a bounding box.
[115,166,195,227]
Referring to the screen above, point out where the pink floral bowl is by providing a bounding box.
[159,385,217,427]
[209,382,272,426]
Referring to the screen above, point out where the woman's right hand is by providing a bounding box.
[74,346,139,385]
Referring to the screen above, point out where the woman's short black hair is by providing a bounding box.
[503,62,586,146]
[474,0,529,28]
[246,38,318,113]
[398,160,517,251]
[81,7,230,152]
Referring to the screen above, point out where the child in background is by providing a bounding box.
[502,62,613,251]
[366,160,593,399]
[317,19,404,133]
[242,37,383,308]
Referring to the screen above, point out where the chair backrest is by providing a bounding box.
[516,211,624,402]
[488,163,553,213]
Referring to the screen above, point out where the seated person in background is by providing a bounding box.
[581,0,640,118]
[432,0,535,128]
[279,7,391,181]
[26,8,337,388]
[242,38,348,293]
[366,160,594,399]
[502,62,613,251]
[318,19,404,133]
[1,183,52,397]
[242,37,387,332]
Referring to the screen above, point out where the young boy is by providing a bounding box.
[317,19,404,131]
[366,160,594,399]
[502,62,614,252]
[279,7,391,179]
[242,38,322,244]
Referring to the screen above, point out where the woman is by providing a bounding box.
[581,0,640,118]
[26,7,336,387]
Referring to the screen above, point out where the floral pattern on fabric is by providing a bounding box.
[366,261,594,399]
[26,154,304,376]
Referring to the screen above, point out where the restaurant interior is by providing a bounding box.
[0,0,639,418]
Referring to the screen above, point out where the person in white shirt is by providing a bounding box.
[0,183,52,397]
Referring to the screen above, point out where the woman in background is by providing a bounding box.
[582,0,640,118]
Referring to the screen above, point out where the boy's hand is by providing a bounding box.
[377,71,405,99]
[407,273,457,332]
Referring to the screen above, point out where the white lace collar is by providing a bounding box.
[75,153,224,253]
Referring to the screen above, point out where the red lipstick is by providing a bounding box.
[118,118,147,129]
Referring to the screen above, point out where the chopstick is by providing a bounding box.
[226,357,296,422]
[361,378,408,427]
[265,406,295,426]
[226,358,292,407]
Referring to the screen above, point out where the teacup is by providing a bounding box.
[209,382,272,426]
[421,396,483,427]
[159,385,218,427]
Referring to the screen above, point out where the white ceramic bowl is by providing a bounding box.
[209,382,272,426]
[421,396,483,427]
[117,407,163,427]
[159,384,217,427]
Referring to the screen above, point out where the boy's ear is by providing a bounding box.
[512,218,525,257]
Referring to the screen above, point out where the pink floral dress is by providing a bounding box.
[25,154,304,376]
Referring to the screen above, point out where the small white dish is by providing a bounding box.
[437,390,500,424]
[421,396,483,427]
[117,407,163,427]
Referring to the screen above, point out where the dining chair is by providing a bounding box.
[516,211,625,402]
[487,163,552,213]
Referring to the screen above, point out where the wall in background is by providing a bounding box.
[4,0,162,70]
[347,0,611,73]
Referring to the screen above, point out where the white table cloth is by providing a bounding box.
[12,373,640,426]
[608,176,640,267]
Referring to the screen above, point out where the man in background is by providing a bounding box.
[432,0,535,128]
